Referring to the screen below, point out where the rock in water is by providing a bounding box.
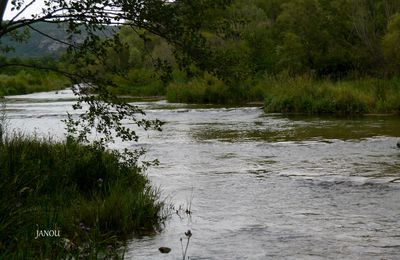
[397,141,400,148]
[159,247,171,254]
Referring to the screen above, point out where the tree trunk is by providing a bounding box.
[0,0,9,24]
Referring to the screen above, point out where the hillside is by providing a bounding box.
[2,22,117,58]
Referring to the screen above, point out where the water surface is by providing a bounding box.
[5,90,400,259]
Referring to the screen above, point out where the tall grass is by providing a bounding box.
[261,75,400,115]
[164,70,400,114]
[0,133,164,258]
[167,73,232,103]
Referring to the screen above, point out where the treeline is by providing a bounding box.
[110,0,400,79]
[203,0,400,78]
[1,0,400,113]
[92,0,400,113]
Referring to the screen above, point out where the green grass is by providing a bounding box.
[4,65,398,116]
[0,134,164,259]
[167,72,234,103]
[261,75,400,115]
[0,70,69,97]
[164,71,400,115]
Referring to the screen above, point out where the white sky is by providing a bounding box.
[3,0,46,20]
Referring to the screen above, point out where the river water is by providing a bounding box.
[4,90,400,259]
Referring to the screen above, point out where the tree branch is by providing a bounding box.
[0,0,8,24]
[9,0,36,23]
[27,24,77,49]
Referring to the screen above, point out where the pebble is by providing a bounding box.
[159,247,171,254]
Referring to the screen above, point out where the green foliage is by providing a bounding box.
[109,68,165,96]
[0,70,69,96]
[382,13,400,74]
[2,0,400,112]
[0,134,164,258]
[1,0,233,147]
[158,0,400,107]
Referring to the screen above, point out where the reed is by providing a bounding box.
[262,75,400,115]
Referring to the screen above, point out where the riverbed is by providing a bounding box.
[5,89,400,259]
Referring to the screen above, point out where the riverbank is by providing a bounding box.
[262,76,400,115]
[165,74,400,115]
[0,134,164,258]
[0,71,69,97]
[3,68,399,116]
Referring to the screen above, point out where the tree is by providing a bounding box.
[382,13,400,75]
[348,0,400,75]
[0,0,231,148]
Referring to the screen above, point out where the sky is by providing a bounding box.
[3,0,45,20]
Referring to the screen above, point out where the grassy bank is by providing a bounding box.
[4,65,399,116]
[164,72,400,115]
[166,72,263,104]
[261,76,400,115]
[0,134,164,258]
[0,71,69,97]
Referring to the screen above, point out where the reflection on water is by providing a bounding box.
[193,113,400,142]
[5,90,400,259]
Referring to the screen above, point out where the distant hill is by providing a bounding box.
[1,22,118,59]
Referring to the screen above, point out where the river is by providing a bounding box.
[4,89,400,259]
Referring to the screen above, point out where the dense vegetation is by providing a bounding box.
[0,133,164,258]
[2,0,400,115]
[262,75,400,114]
[103,0,400,114]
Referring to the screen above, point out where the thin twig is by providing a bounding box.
[9,0,37,23]
[27,24,77,49]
